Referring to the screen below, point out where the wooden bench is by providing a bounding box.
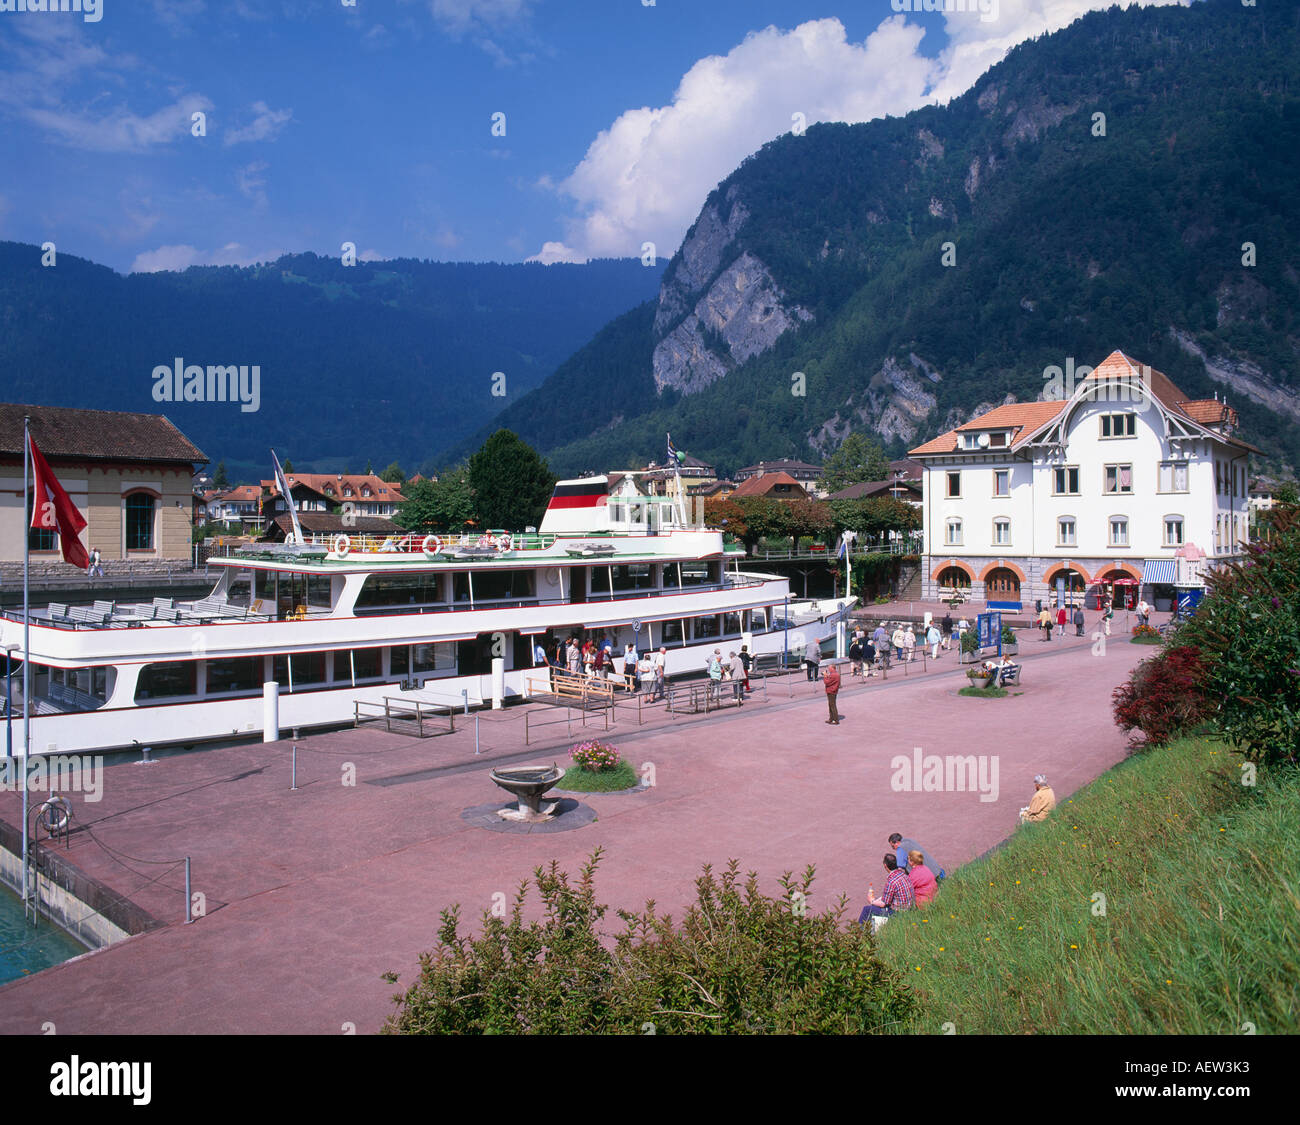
[47,602,69,621]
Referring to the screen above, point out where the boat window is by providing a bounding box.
[722,612,743,636]
[662,620,684,644]
[333,649,383,682]
[206,656,265,695]
[692,615,721,640]
[227,569,253,608]
[663,561,714,587]
[390,645,409,675]
[273,652,328,689]
[413,643,456,674]
[46,664,116,710]
[136,661,197,701]
[610,564,654,592]
[357,573,444,609]
[470,569,535,602]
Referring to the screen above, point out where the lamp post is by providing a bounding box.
[3,642,17,760]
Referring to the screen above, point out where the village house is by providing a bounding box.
[0,403,206,564]
[908,350,1256,612]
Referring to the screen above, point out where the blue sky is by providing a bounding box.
[0,0,1188,274]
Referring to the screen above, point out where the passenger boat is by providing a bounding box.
[0,476,854,755]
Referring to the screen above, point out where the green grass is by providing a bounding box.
[959,685,1008,698]
[873,735,1300,1034]
[554,759,640,793]
[1130,634,1164,645]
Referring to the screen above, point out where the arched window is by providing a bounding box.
[125,492,156,550]
[985,567,1021,597]
[937,566,970,590]
[27,489,56,551]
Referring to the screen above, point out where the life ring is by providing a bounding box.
[422,534,442,558]
[333,534,351,557]
[37,796,71,835]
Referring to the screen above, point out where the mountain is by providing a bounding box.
[460,0,1300,478]
[0,247,664,479]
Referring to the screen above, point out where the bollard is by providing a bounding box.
[474,714,481,756]
[184,857,193,924]
[291,743,298,790]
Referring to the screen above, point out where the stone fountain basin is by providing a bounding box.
[490,765,565,798]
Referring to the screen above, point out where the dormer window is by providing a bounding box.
[1100,413,1136,438]
[987,432,1008,448]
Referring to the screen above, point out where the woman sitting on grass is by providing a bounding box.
[907,850,938,904]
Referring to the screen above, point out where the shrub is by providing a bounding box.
[383,851,918,1035]
[960,630,978,654]
[1172,503,1300,766]
[570,740,620,772]
[1112,645,1213,751]
[1000,624,1017,644]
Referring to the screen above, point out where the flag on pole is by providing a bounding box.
[666,434,685,465]
[28,434,89,569]
[270,449,305,544]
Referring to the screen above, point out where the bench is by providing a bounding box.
[47,602,69,621]
[92,599,115,617]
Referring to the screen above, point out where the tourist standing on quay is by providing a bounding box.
[823,662,841,725]
[872,622,888,657]
[1039,607,1052,641]
[805,637,821,681]
[566,637,581,676]
[903,624,916,662]
[926,621,941,660]
[652,647,667,701]
[1073,605,1085,636]
[891,623,906,663]
[729,651,745,703]
[1057,605,1067,639]
[849,635,863,677]
[1102,597,1113,636]
[862,636,877,676]
[941,611,953,651]
[739,644,752,693]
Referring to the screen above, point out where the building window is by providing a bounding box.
[1164,517,1184,547]
[993,518,1011,546]
[1104,464,1133,494]
[1100,413,1136,438]
[26,489,57,551]
[1057,517,1076,547]
[936,566,970,590]
[1109,517,1129,547]
[945,518,963,546]
[1158,462,1189,493]
[988,432,1007,448]
[993,469,1010,497]
[125,492,156,550]
[946,471,961,498]
[1053,466,1080,495]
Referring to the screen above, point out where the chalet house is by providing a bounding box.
[908,350,1256,612]
[731,472,809,501]
[262,472,406,520]
[0,403,206,564]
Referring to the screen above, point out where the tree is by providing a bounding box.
[817,433,890,494]
[732,497,792,548]
[213,461,229,490]
[702,498,751,548]
[830,497,921,538]
[365,459,374,475]
[786,498,834,544]
[394,469,475,532]
[380,461,406,485]
[467,430,555,532]
[282,459,294,474]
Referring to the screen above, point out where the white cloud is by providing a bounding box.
[131,242,283,273]
[224,101,293,146]
[532,4,1189,262]
[427,0,531,36]
[236,161,269,208]
[25,93,214,153]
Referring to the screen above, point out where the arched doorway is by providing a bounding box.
[1094,568,1138,611]
[984,566,1022,610]
[936,565,971,594]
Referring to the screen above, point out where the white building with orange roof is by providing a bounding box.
[908,350,1257,612]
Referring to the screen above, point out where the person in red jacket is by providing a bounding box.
[823,664,841,724]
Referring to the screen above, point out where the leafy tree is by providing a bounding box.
[732,497,792,547]
[786,498,834,544]
[213,461,229,490]
[380,461,406,485]
[394,469,475,532]
[383,850,916,1035]
[830,497,922,538]
[467,430,555,531]
[702,498,751,547]
[818,433,890,493]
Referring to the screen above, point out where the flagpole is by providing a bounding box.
[21,416,30,906]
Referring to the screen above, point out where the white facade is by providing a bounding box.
[913,352,1253,610]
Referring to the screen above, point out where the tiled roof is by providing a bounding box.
[910,401,1066,457]
[828,479,922,500]
[1178,399,1236,426]
[732,471,807,497]
[265,472,405,501]
[0,402,207,463]
[216,486,262,503]
[261,513,402,539]
[737,459,822,474]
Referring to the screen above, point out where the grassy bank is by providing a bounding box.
[874,735,1299,1034]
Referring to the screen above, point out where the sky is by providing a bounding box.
[0,0,1190,275]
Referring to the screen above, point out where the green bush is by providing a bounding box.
[960,630,979,654]
[384,851,917,1035]
[1172,503,1300,766]
[1000,624,1017,644]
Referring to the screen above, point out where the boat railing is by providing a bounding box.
[304,531,560,554]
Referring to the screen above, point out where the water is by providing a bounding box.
[0,883,87,984]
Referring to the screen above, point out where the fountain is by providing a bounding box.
[490,764,566,822]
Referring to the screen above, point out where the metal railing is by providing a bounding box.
[353,696,456,737]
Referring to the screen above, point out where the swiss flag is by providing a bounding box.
[29,434,90,569]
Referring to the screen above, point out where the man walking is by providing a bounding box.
[805,638,821,682]
[823,662,841,724]
[1073,605,1085,637]
[738,644,752,694]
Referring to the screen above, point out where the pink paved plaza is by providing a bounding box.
[0,623,1149,1034]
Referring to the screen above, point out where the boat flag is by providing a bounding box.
[28,433,89,569]
[271,448,305,544]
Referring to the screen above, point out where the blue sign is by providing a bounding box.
[976,611,1002,654]
[632,620,642,633]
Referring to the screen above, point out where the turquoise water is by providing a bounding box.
[0,883,87,984]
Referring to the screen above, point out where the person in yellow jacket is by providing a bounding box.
[1019,774,1056,823]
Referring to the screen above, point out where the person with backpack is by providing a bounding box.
[738,644,752,694]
